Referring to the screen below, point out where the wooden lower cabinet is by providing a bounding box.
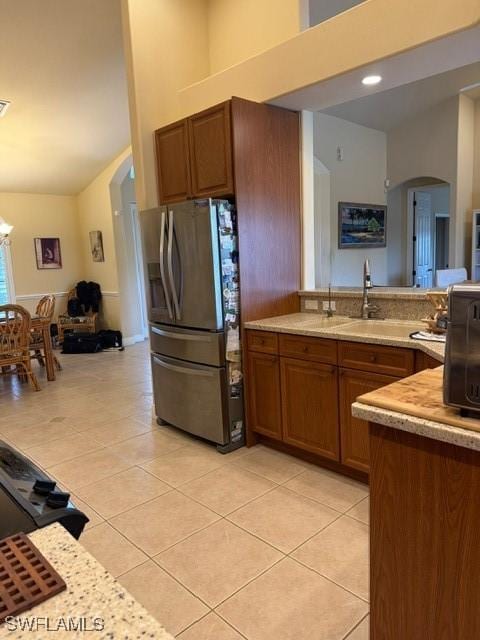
[245,329,441,476]
[280,357,339,460]
[339,368,399,473]
[246,351,282,440]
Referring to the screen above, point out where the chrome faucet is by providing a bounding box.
[361,259,380,319]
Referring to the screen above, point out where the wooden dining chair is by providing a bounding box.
[0,305,40,391]
[31,294,62,371]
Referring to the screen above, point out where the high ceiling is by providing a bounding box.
[0,0,130,195]
[322,62,480,132]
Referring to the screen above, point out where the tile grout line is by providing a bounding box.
[341,612,370,640]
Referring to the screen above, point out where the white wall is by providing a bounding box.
[313,112,387,286]
[114,173,145,343]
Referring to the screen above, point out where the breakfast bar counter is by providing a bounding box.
[0,523,174,640]
[354,368,480,639]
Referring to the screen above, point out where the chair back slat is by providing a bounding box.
[0,305,32,355]
[36,295,56,320]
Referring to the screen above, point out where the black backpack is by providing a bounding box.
[62,332,103,354]
[97,330,124,350]
[67,297,83,317]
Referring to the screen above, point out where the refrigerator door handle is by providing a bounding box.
[167,209,181,320]
[151,326,214,343]
[152,355,214,377]
[159,209,174,320]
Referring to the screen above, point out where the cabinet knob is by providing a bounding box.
[260,339,265,345]
[369,355,377,363]
[303,346,309,353]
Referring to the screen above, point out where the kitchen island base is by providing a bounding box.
[369,422,480,639]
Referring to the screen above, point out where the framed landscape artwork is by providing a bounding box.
[89,230,105,262]
[34,237,62,269]
[338,202,387,249]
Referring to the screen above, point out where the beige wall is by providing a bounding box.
[121,0,210,210]
[313,113,387,287]
[387,97,459,268]
[0,192,82,315]
[179,0,480,114]
[207,0,301,74]
[76,146,132,330]
[456,93,475,269]
[472,98,480,210]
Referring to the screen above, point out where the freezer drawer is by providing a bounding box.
[151,354,229,445]
[150,324,225,366]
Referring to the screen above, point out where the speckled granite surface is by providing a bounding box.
[298,288,438,321]
[352,402,480,452]
[0,524,175,640]
[299,287,444,300]
[244,313,445,362]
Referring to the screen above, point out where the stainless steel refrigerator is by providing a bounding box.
[140,199,244,452]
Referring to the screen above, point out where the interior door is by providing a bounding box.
[413,192,433,287]
[139,207,174,324]
[167,200,223,330]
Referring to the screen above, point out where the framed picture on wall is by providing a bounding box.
[34,237,62,269]
[338,202,387,249]
[89,230,105,262]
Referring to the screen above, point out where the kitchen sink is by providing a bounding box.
[334,319,424,339]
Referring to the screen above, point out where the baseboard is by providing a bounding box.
[123,334,146,347]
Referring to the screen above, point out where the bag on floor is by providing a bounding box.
[97,330,124,350]
[62,332,103,354]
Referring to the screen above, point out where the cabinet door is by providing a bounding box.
[339,368,399,473]
[188,101,234,198]
[155,119,191,204]
[246,351,282,441]
[281,357,339,460]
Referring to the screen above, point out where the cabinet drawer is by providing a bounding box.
[279,334,337,364]
[338,341,414,377]
[246,330,278,354]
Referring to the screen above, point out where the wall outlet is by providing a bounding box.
[304,299,319,311]
[322,300,336,311]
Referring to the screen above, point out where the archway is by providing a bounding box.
[387,177,451,286]
[109,156,148,344]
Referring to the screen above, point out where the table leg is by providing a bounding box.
[43,324,56,382]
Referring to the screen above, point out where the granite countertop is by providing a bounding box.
[243,313,445,362]
[0,524,175,640]
[352,368,480,452]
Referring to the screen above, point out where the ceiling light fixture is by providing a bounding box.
[0,218,13,246]
[0,100,11,117]
[362,75,382,86]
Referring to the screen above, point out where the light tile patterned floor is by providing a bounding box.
[0,341,370,639]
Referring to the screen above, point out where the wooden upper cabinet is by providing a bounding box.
[339,368,399,473]
[281,357,339,460]
[155,119,192,204]
[188,101,234,198]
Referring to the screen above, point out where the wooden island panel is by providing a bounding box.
[370,423,480,639]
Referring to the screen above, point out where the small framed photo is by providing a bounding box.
[89,230,105,262]
[338,202,387,249]
[34,237,62,269]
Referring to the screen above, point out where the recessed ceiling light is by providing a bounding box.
[362,75,382,86]
[0,100,11,117]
